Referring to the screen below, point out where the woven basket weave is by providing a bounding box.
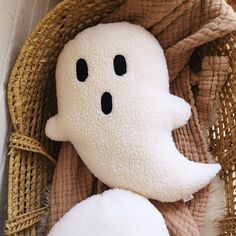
[4,0,236,235]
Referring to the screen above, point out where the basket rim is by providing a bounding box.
[7,0,70,130]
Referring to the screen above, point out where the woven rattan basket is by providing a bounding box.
[4,0,236,235]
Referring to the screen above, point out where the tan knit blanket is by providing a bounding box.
[47,1,236,235]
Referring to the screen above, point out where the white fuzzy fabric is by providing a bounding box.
[48,189,170,236]
[201,153,226,236]
[201,176,225,236]
[46,22,220,202]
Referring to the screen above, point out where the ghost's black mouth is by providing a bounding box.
[101,92,112,115]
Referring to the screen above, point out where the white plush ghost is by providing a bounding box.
[46,22,221,235]
[46,22,220,202]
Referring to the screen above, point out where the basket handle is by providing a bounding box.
[9,132,56,165]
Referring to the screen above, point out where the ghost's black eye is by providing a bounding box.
[113,55,127,76]
[76,58,88,82]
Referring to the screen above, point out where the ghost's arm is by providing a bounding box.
[45,114,68,141]
[165,94,192,130]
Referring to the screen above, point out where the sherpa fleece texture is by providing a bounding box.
[46,22,220,202]
[48,189,170,236]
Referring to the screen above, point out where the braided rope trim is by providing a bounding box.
[5,207,47,235]
[9,132,56,165]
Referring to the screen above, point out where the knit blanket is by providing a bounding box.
[47,1,236,235]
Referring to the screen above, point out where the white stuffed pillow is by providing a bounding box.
[48,189,169,236]
[46,22,220,202]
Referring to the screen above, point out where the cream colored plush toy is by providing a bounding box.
[46,22,221,236]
